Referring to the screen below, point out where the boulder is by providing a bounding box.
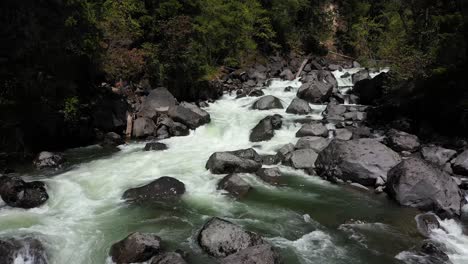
[144,142,168,151]
[0,176,48,208]
[275,143,295,162]
[421,146,457,167]
[122,177,186,203]
[168,105,210,130]
[151,252,187,264]
[285,98,312,115]
[297,81,333,103]
[198,217,264,258]
[419,241,451,264]
[315,139,401,186]
[0,237,48,264]
[283,149,318,169]
[386,129,420,152]
[352,72,388,105]
[325,103,346,116]
[33,151,64,169]
[386,157,464,217]
[351,69,370,84]
[220,244,281,264]
[157,117,189,137]
[280,69,294,81]
[261,155,280,165]
[248,89,264,97]
[252,96,283,110]
[133,117,157,138]
[138,87,177,118]
[295,137,330,152]
[206,153,262,174]
[102,132,124,147]
[335,129,353,141]
[229,148,263,163]
[256,168,282,185]
[415,213,440,238]
[295,123,328,137]
[218,174,252,198]
[110,232,162,264]
[180,102,211,124]
[250,115,282,142]
[452,149,468,176]
[328,64,342,71]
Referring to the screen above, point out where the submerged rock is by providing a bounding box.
[252,96,283,110]
[206,152,262,174]
[109,232,162,264]
[249,115,282,142]
[198,217,264,258]
[144,142,168,151]
[0,176,48,208]
[256,167,282,185]
[386,157,464,217]
[286,98,312,115]
[218,174,252,198]
[122,177,186,203]
[33,151,64,169]
[415,213,440,238]
[315,139,401,185]
[0,237,48,264]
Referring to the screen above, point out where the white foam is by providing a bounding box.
[430,219,468,264]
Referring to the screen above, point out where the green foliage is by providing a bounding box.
[64,97,80,122]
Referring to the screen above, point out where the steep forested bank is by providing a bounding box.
[1,0,467,161]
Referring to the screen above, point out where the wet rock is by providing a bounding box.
[386,129,420,152]
[33,151,64,169]
[256,168,282,185]
[297,81,333,103]
[328,64,342,71]
[275,143,295,162]
[295,137,330,152]
[206,153,261,174]
[250,115,283,142]
[180,102,211,124]
[218,174,252,198]
[248,89,264,97]
[335,129,353,141]
[168,105,210,130]
[325,102,346,116]
[386,157,464,217]
[110,232,162,264]
[228,148,263,163]
[286,98,312,115]
[158,117,189,137]
[420,241,451,263]
[133,117,157,138]
[144,142,168,151]
[316,139,401,186]
[220,244,281,264]
[102,132,124,147]
[351,69,370,84]
[280,69,294,81]
[252,96,284,110]
[151,252,187,264]
[415,213,440,238]
[261,155,280,165]
[284,86,293,92]
[0,176,49,208]
[421,146,457,167]
[198,217,264,258]
[123,177,186,203]
[296,123,328,137]
[283,149,318,169]
[0,237,48,264]
[139,87,178,118]
[349,126,373,139]
[452,149,468,176]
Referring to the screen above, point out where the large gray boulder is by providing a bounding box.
[280,69,294,80]
[252,96,283,110]
[157,117,189,137]
[206,152,262,174]
[315,139,401,186]
[386,157,464,217]
[33,151,64,169]
[283,149,318,169]
[256,168,282,185]
[229,148,263,163]
[296,123,328,137]
[452,149,468,176]
[421,146,457,167]
[0,237,48,264]
[297,81,333,103]
[123,177,185,203]
[295,136,330,152]
[249,115,282,142]
[220,244,281,264]
[138,87,177,118]
[218,174,252,198]
[0,176,49,208]
[168,105,210,130]
[144,142,168,151]
[198,218,264,258]
[286,98,312,115]
[386,129,420,152]
[133,117,157,138]
[109,232,162,264]
[180,102,210,123]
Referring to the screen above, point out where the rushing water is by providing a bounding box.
[1,69,467,264]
